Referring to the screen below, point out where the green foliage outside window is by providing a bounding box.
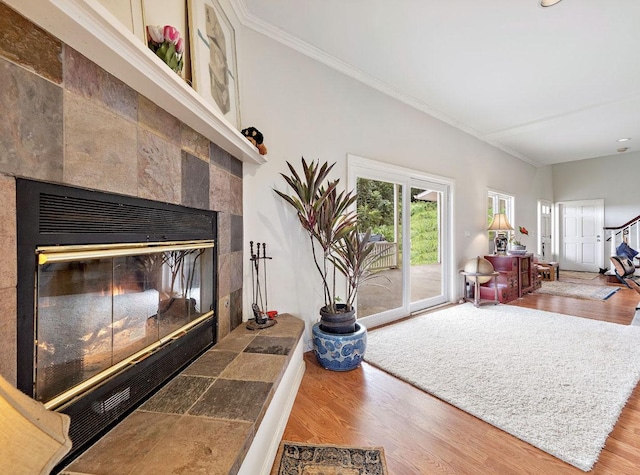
[410,199,439,265]
[356,179,439,265]
[356,178,397,238]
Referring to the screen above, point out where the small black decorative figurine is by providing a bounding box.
[241,127,268,155]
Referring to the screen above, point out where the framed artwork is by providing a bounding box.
[96,0,145,43]
[141,0,191,82]
[188,0,240,129]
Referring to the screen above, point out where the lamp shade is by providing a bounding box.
[487,213,514,231]
[540,0,562,6]
[0,375,72,474]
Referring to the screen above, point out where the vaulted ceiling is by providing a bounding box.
[233,0,640,167]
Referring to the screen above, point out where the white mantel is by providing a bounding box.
[5,0,265,165]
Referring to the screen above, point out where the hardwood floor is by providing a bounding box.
[277,275,640,474]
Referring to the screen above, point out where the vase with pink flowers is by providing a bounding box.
[146,25,184,76]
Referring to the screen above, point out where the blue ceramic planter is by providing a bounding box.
[312,322,367,371]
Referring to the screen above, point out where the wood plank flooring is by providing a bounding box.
[276,275,640,474]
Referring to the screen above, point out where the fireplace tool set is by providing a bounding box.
[246,241,278,330]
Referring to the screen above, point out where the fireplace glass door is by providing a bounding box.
[35,241,214,406]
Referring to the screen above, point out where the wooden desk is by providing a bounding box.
[460,270,499,307]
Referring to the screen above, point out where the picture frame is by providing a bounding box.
[96,0,145,43]
[187,0,241,129]
[141,0,192,83]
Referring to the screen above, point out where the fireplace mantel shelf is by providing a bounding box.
[5,0,265,165]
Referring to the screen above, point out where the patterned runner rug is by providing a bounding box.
[272,441,388,475]
[537,281,619,300]
[560,270,600,280]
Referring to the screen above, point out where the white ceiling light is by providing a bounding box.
[617,138,631,142]
[540,0,563,7]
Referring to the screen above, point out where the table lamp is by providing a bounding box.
[487,213,513,255]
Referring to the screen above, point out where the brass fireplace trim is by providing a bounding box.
[43,310,214,411]
[37,240,215,265]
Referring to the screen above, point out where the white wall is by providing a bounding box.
[238,28,551,348]
[552,151,640,227]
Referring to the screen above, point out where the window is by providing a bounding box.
[487,190,514,253]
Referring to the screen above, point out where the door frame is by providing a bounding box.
[555,199,605,272]
[537,199,553,262]
[408,177,451,314]
[347,154,454,329]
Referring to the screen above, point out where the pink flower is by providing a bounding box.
[147,25,164,44]
[146,24,184,75]
[163,25,180,44]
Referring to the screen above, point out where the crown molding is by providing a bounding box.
[228,0,539,166]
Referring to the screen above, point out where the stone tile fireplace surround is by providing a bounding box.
[0,4,244,387]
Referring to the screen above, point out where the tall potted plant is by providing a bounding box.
[275,158,382,370]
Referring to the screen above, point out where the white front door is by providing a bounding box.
[558,200,604,272]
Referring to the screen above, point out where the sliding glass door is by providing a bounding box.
[349,156,451,327]
[355,178,403,318]
[409,184,444,312]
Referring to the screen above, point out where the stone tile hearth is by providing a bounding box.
[62,314,304,475]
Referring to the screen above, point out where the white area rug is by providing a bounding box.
[365,304,640,471]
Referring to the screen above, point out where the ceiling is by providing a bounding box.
[232,0,640,167]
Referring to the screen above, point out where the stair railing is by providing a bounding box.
[603,214,640,261]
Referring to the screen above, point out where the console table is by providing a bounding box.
[482,253,537,303]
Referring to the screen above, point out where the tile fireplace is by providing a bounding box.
[16,179,218,464]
